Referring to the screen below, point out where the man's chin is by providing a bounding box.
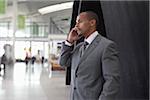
[77,31,82,35]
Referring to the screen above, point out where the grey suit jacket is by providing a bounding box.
[59,34,120,100]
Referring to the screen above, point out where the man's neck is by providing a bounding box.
[84,29,96,39]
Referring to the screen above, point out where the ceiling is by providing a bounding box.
[1,0,74,34]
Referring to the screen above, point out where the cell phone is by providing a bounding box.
[73,27,83,39]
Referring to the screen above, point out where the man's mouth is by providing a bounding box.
[77,30,82,35]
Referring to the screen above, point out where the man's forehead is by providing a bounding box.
[78,12,87,18]
[76,13,88,20]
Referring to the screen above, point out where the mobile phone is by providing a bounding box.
[73,27,83,39]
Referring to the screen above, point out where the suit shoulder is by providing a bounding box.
[97,36,118,52]
[101,36,116,46]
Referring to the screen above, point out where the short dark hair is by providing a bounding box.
[84,11,99,27]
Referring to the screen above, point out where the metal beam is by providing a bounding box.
[0,34,67,41]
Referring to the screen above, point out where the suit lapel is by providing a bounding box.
[75,34,102,72]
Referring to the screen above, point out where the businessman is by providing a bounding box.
[59,11,120,100]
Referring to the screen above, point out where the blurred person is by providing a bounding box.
[41,56,44,66]
[35,50,41,63]
[59,11,120,100]
[25,53,30,66]
[1,44,15,75]
[31,56,36,65]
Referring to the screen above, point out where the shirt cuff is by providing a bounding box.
[65,40,73,46]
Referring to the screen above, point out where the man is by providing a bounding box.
[59,11,120,100]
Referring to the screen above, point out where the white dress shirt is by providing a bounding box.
[84,31,99,48]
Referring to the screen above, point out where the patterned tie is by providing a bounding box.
[80,41,89,57]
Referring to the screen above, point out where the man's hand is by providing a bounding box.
[67,27,81,44]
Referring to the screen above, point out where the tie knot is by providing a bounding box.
[80,41,89,57]
[83,41,89,50]
[83,41,89,46]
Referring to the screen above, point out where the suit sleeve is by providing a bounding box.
[99,42,120,100]
[58,41,74,68]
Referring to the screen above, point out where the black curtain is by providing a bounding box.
[68,0,149,99]
[100,1,149,99]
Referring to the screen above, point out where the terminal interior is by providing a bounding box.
[0,0,72,100]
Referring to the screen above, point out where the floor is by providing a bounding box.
[0,62,70,100]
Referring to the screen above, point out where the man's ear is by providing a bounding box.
[90,19,96,27]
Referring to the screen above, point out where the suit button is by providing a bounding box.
[74,87,76,90]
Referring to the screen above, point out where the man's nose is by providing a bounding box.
[75,23,78,27]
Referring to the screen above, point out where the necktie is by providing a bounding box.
[80,41,89,57]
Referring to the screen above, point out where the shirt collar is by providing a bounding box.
[84,31,99,45]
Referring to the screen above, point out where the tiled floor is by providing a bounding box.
[0,62,70,100]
